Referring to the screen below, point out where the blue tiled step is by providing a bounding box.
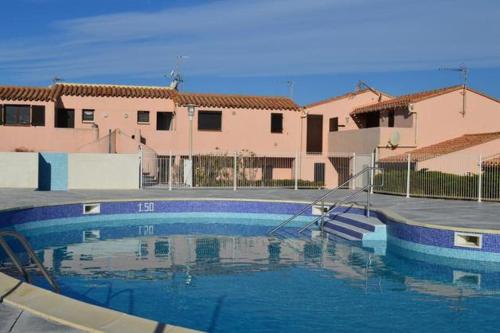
[323,213,387,241]
[331,213,385,232]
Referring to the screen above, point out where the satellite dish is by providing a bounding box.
[389,131,400,148]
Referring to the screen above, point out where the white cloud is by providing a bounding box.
[1,0,499,83]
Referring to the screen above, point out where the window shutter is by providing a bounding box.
[32,105,46,126]
[0,105,3,125]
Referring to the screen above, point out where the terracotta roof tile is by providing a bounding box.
[381,132,500,163]
[352,85,465,115]
[175,92,300,111]
[484,156,500,167]
[0,86,53,102]
[55,83,176,99]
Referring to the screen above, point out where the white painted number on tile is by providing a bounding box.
[138,202,155,213]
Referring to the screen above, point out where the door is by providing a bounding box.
[314,163,325,184]
[307,115,323,153]
[56,108,75,128]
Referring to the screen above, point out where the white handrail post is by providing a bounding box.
[370,152,375,194]
[352,152,356,190]
[233,151,237,191]
[168,151,173,191]
[406,153,411,198]
[139,146,144,189]
[478,154,483,203]
[294,151,299,191]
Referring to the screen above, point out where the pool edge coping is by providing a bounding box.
[0,272,201,333]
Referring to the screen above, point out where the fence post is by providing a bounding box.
[233,152,237,191]
[370,152,375,194]
[478,154,483,203]
[406,153,411,198]
[168,151,173,191]
[352,152,356,190]
[139,146,144,189]
[294,151,299,190]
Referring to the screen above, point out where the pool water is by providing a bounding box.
[6,214,500,332]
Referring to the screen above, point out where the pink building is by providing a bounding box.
[0,83,301,155]
[1,82,499,188]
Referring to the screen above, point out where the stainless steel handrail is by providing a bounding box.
[298,183,372,234]
[268,166,379,235]
[0,230,59,293]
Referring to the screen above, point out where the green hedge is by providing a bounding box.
[375,169,500,200]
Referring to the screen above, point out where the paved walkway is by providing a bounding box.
[0,188,499,230]
[0,303,81,333]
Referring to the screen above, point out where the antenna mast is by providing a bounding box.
[439,64,468,116]
[167,55,188,90]
[287,80,295,99]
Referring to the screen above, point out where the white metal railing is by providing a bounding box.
[139,151,500,202]
[376,152,500,202]
[142,152,329,189]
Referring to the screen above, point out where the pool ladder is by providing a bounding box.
[0,230,59,293]
[268,166,383,236]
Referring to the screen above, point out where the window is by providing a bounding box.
[388,110,395,128]
[55,108,75,128]
[82,109,95,122]
[271,113,283,133]
[157,112,173,131]
[137,111,150,123]
[4,105,30,126]
[0,105,3,125]
[329,117,339,132]
[31,106,45,126]
[198,111,222,131]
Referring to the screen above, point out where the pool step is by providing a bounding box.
[323,213,386,242]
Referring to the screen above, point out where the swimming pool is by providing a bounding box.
[2,200,500,332]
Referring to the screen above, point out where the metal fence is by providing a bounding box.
[140,150,500,202]
[142,152,329,189]
[376,153,500,202]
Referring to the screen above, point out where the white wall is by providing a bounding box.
[0,153,38,188]
[68,153,140,189]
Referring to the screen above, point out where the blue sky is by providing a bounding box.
[1,0,499,105]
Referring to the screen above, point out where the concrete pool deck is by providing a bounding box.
[0,188,499,231]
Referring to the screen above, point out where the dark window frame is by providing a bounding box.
[3,104,31,126]
[82,109,95,122]
[271,113,283,133]
[198,110,222,131]
[157,111,174,131]
[137,110,150,124]
[329,117,339,132]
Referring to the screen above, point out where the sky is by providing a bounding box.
[0,0,499,105]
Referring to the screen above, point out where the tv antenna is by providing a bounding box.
[286,80,295,99]
[356,80,383,101]
[439,64,468,116]
[52,76,64,85]
[167,55,188,90]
